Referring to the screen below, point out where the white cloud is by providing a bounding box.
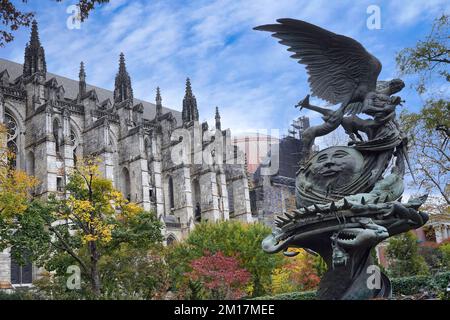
[387,0,450,26]
[0,0,446,136]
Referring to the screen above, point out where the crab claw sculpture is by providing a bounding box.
[255,19,428,300]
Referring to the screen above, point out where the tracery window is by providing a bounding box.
[70,129,78,166]
[5,113,18,168]
[168,176,175,210]
[166,235,176,246]
[53,119,61,154]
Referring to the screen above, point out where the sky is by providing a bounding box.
[1,0,448,136]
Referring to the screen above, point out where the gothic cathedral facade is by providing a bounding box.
[0,22,252,287]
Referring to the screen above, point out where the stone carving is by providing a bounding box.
[255,19,428,299]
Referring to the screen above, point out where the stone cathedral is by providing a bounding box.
[0,22,252,287]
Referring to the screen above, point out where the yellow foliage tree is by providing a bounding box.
[271,248,322,295]
[0,124,37,219]
[47,157,150,296]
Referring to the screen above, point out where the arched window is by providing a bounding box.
[168,176,175,210]
[53,119,61,154]
[70,129,78,166]
[144,137,152,160]
[166,234,176,246]
[10,248,32,285]
[26,151,35,176]
[192,179,201,222]
[121,167,131,201]
[227,183,235,214]
[5,113,18,168]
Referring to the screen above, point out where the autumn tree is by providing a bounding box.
[3,157,164,298]
[397,14,449,204]
[0,0,110,46]
[166,220,284,298]
[271,249,322,294]
[186,251,251,300]
[0,124,37,216]
[0,124,38,251]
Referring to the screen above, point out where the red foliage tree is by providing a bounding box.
[285,252,321,291]
[186,251,251,299]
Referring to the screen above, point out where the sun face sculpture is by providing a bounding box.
[300,146,364,199]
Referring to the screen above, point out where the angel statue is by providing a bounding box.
[255,19,428,300]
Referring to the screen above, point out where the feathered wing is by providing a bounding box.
[254,19,382,112]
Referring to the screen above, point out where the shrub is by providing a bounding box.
[252,290,316,300]
[252,272,450,300]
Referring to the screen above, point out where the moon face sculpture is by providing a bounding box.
[301,146,364,198]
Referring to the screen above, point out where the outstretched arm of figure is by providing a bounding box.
[296,95,334,118]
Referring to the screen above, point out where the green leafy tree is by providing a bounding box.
[418,242,445,273]
[0,0,110,46]
[166,220,284,298]
[386,231,429,277]
[99,244,170,300]
[397,14,449,205]
[400,102,450,205]
[440,240,450,270]
[396,14,449,95]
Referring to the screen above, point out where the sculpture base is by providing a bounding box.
[317,255,392,300]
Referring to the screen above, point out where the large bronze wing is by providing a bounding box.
[254,19,382,112]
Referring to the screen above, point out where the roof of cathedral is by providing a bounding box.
[0,57,181,123]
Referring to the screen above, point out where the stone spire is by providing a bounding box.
[155,87,162,117]
[113,53,133,103]
[215,106,221,131]
[182,77,199,123]
[78,61,86,99]
[23,20,47,78]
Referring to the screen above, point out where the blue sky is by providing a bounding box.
[1,0,449,135]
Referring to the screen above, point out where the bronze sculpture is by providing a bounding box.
[255,19,428,299]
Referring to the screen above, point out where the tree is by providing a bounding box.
[397,15,449,95]
[400,102,450,205]
[0,0,110,46]
[439,239,450,270]
[397,15,449,204]
[186,251,251,300]
[0,124,38,250]
[418,241,445,273]
[166,220,284,298]
[271,249,322,295]
[0,124,37,218]
[2,157,164,298]
[385,231,429,277]
[99,244,171,300]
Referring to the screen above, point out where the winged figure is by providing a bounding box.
[254,19,405,156]
[254,18,383,113]
[256,19,425,300]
